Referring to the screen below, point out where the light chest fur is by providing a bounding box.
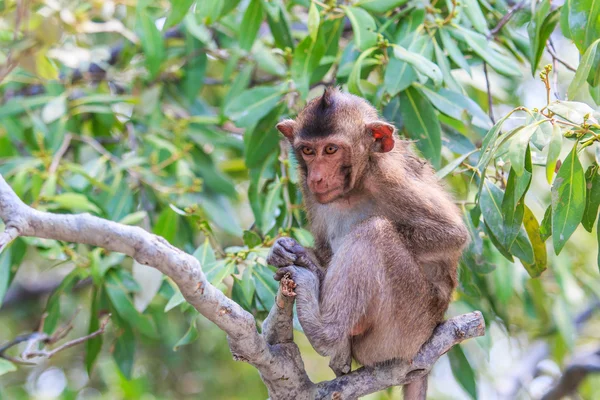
[314,199,377,253]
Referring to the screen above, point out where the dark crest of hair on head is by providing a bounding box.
[299,87,338,139]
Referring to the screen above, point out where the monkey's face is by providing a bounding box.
[294,139,352,204]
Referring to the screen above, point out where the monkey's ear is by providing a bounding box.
[276,119,296,141]
[367,121,395,153]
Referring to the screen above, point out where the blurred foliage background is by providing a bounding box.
[0,0,600,399]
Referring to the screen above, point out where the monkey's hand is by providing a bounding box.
[267,237,318,273]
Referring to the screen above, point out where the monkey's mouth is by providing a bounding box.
[312,188,344,204]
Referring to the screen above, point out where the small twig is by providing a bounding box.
[488,0,527,38]
[547,39,577,72]
[25,315,111,359]
[483,62,496,124]
[37,134,73,198]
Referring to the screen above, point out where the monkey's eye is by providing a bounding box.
[302,147,315,156]
[324,145,338,155]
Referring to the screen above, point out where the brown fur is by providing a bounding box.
[268,88,469,396]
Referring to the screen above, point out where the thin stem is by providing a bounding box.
[547,39,577,72]
[488,0,526,38]
[483,62,496,124]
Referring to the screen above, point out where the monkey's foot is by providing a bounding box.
[329,352,352,377]
[280,273,297,297]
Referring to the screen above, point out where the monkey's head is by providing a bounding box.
[276,88,396,204]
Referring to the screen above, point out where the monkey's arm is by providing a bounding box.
[395,181,469,253]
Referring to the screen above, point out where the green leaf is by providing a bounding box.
[0,359,17,376]
[261,179,283,233]
[164,0,194,30]
[239,0,264,51]
[508,122,544,176]
[540,205,553,242]
[528,1,561,74]
[113,322,135,380]
[266,4,294,50]
[291,228,315,248]
[461,0,489,35]
[183,32,207,104]
[105,271,158,338]
[451,26,520,77]
[49,193,101,214]
[582,165,600,232]
[243,230,263,248]
[224,85,283,128]
[440,28,471,75]
[139,10,165,79]
[0,245,13,307]
[448,345,477,400]
[399,87,442,168]
[547,101,599,124]
[173,319,199,351]
[308,1,320,42]
[418,85,492,129]
[348,47,378,95]
[165,289,185,312]
[433,37,463,94]
[546,124,563,183]
[253,263,278,311]
[551,143,586,254]
[357,0,408,13]
[193,239,217,268]
[85,287,103,375]
[342,6,378,51]
[436,149,478,179]
[44,269,82,334]
[244,105,283,169]
[153,207,179,245]
[206,260,235,286]
[560,0,572,39]
[481,179,532,262]
[392,44,442,86]
[568,38,600,99]
[566,0,600,52]
[522,206,548,277]
[291,30,327,97]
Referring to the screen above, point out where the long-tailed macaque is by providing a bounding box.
[267,88,469,399]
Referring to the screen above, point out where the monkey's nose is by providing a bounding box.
[310,176,324,188]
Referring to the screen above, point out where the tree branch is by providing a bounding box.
[0,312,110,364]
[488,0,526,38]
[542,348,600,400]
[314,312,485,399]
[0,172,485,399]
[498,300,600,399]
[547,38,577,73]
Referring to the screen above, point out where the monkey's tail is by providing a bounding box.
[403,375,428,400]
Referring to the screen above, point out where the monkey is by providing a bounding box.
[266,87,469,399]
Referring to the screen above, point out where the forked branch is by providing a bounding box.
[0,173,485,399]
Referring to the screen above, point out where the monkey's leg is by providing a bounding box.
[274,265,352,375]
[403,376,428,400]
